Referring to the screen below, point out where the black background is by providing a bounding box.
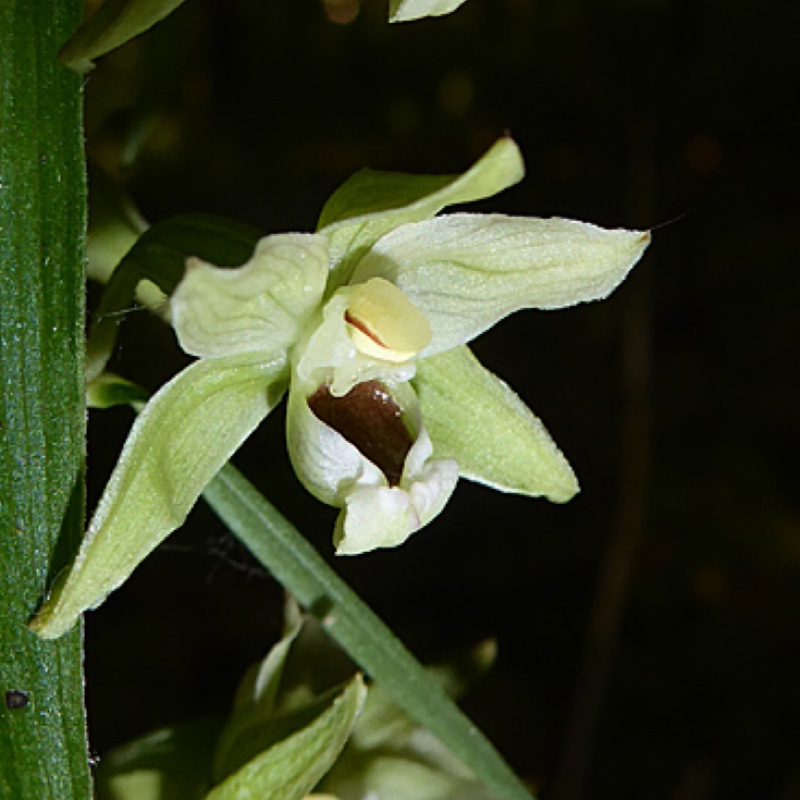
[83,1,800,798]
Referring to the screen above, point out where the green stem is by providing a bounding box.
[204,464,536,800]
[0,2,91,798]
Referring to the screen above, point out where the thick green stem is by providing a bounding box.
[0,2,91,798]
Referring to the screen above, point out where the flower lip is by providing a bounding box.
[307,380,413,487]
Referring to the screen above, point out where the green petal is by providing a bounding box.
[206,676,366,800]
[30,352,288,639]
[86,213,262,383]
[354,213,650,356]
[318,137,524,287]
[414,345,579,502]
[212,615,303,782]
[389,0,469,22]
[171,233,329,359]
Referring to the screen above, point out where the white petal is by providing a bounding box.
[353,214,650,355]
[171,233,329,358]
[389,0,469,22]
[286,378,385,508]
[334,486,417,554]
[334,443,459,556]
[286,378,458,555]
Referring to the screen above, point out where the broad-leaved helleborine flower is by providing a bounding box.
[31,137,649,638]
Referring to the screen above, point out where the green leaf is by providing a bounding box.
[0,1,92,798]
[389,0,470,23]
[214,684,355,786]
[348,639,496,753]
[202,465,537,800]
[318,643,499,799]
[415,346,579,502]
[354,214,651,356]
[229,615,303,717]
[206,675,366,800]
[59,0,192,73]
[86,213,261,382]
[318,136,524,286]
[30,352,288,640]
[212,617,303,781]
[95,722,221,800]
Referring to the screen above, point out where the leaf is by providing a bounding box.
[0,0,92,797]
[212,617,303,781]
[30,352,288,640]
[414,346,579,502]
[206,676,366,800]
[59,0,192,73]
[348,639,497,752]
[202,465,537,800]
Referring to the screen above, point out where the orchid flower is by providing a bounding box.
[31,137,649,639]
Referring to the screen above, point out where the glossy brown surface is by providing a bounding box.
[308,380,413,486]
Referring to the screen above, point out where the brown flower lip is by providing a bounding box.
[308,380,413,486]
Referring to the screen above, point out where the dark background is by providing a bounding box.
[83,1,800,798]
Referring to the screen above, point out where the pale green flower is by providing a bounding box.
[31,137,649,639]
[389,0,470,23]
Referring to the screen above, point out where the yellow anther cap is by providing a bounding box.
[345,277,432,362]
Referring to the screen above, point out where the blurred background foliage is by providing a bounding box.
[82,0,800,798]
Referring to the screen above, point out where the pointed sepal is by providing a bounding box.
[414,345,579,502]
[318,137,524,286]
[354,214,651,355]
[31,352,288,639]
